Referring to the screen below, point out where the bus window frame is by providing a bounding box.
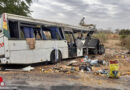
[60,27,65,40]
[8,19,66,41]
[8,19,19,40]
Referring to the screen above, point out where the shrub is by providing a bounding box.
[119,30,130,50]
[121,35,130,50]
[119,29,130,39]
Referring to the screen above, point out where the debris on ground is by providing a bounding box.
[22,66,34,72]
[126,57,130,62]
[79,64,92,72]
[121,72,130,76]
[0,37,130,89]
[67,60,79,66]
[108,60,120,78]
[96,69,108,75]
[126,51,130,54]
[81,56,106,66]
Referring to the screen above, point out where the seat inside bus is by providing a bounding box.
[42,27,64,40]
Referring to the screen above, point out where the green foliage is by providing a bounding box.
[0,0,32,16]
[119,29,130,50]
[119,29,130,39]
[121,35,130,50]
[119,29,130,35]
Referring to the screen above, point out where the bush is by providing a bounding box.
[119,29,130,39]
[119,29,130,36]
[119,29,130,50]
[121,35,130,50]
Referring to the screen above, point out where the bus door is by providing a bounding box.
[64,31,77,58]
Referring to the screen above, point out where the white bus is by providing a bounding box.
[0,13,96,65]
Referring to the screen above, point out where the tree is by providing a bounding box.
[0,0,32,16]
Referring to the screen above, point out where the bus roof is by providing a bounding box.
[5,13,96,31]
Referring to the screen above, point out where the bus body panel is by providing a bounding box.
[0,14,5,57]
[4,37,9,58]
[0,36,4,56]
[8,40,68,64]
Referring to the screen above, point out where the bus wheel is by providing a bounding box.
[98,45,105,55]
[0,66,6,71]
[50,50,62,64]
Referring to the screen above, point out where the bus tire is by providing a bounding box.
[98,45,105,55]
[50,50,62,64]
[0,66,6,71]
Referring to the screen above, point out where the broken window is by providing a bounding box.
[64,31,74,43]
[42,27,64,40]
[8,21,19,39]
[50,27,63,40]
[82,31,88,39]
[43,30,52,40]
[73,30,83,40]
[34,28,42,40]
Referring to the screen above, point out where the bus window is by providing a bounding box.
[8,21,19,39]
[43,31,52,40]
[73,30,84,40]
[49,27,63,40]
[82,31,88,39]
[34,28,42,40]
[74,31,83,39]
[64,31,74,43]
[42,27,63,40]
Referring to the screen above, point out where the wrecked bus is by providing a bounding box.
[0,13,104,66]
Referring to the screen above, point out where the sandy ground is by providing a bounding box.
[0,39,130,90]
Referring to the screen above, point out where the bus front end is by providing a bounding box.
[0,13,9,64]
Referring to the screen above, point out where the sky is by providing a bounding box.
[30,0,130,30]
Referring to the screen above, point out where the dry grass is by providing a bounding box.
[93,32,107,43]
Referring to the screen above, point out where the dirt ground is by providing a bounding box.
[0,38,130,90]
